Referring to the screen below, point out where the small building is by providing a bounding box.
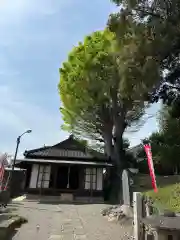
[16,135,113,202]
[2,167,26,197]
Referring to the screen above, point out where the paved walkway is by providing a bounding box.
[11,201,133,240]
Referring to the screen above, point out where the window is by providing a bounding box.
[146,234,154,240]
[168,235,173,240]
[37,165,51,188]
[85,168,97,190]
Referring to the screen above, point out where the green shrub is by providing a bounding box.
[144,183,180,213]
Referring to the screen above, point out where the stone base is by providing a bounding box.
[101,204,133,223]
[75,196,104,203]
[60,193,74,202]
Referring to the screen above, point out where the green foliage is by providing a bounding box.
[145,184,180,213]
[139,106,180,174]
[108,12,161,100]
[59,30,115,141]
[75,137,88,147]
[59,28,149,164]
[124,151,137,168]
[110,0,180,86]
[123,138,130,150]
[169,101,180,118]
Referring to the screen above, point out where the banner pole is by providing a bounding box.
[144,143,158,193]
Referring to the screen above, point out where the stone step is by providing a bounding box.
[60,193,73,202]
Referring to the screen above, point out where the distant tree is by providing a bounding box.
[0,153,9,166]
[138,106,180,174]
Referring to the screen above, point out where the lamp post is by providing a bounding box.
[8,130,32,193]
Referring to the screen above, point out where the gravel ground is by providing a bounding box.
[9,200,133,240]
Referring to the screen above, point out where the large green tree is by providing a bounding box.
[59,27,160,200]
[59,28,155,163]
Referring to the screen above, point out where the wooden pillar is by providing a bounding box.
[67,166,70,189]
[79,167,83,190]
[90,168,93,202]
[133,192,143,240]
[40,165,45,196]
[36,164,40,188]
[53,165,58,190]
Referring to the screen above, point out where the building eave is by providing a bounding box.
[16,158,113,167]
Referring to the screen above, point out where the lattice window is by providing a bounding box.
[37,165,51,188]
[84,168,97,190]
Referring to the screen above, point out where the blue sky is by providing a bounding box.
[0,0,159,157]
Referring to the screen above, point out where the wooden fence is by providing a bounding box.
[133,192,180,240]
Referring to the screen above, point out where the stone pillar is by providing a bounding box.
[122,170,130,206]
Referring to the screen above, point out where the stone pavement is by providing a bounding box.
[10,201,133,240]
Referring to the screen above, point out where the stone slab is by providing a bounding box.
[74,234,87,240]
[49,235,63,240]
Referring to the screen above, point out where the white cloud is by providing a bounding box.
[0,0,31,25]
[0,0,72,25]
[0,0,70,57]
[0,0,73,157]
[0,85,68,157]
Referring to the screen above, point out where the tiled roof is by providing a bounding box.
[24,135,108,162]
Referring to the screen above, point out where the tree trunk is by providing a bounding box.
[113,107,126,165]
[108,113,126,203]
[102,126,113,202]
[109,88,126,202]
[111,88,126,167]
[102,127,113,159]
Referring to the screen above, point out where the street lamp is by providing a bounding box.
[11,130,32,172]
[8,130,32,193]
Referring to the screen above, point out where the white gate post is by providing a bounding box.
[133,192,143,240]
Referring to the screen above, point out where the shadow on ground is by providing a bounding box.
[22,194,110,205]
[4,229,18,240]
[37,200,111,205]
[0,204,28,240]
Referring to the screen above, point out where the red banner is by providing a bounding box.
[144,144,158,193]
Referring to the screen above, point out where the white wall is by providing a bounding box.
[29,164,39,188]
